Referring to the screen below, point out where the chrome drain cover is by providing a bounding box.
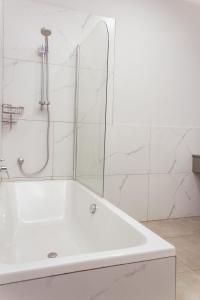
[47,252,58,259]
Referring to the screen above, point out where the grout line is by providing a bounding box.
[5,177,73,181]
[4,56,114,73]
[104,171,193,176]
[109,123,200,130]
[4,56,76,69]
[12,119,112,125]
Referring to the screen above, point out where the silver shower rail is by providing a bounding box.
[39,27,51,109]
[17,27,52,177]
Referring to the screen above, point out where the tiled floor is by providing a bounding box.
[143,217,200,300]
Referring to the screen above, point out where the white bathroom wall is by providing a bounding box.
[0,0,112,180]
[43,0,200,221]
[104,0,200,221]
[1,0,77,179]
[0,0,3,158]
[1,0,200,221]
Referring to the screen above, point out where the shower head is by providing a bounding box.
[41,27,52,37]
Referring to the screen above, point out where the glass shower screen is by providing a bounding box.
[75,21,109,196]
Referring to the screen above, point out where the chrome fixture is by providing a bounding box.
[38,27,52,109]
[47,252,58,259]
[2,104,24,129]
[17,28,52,177]
[0,159,10,179]
[17,157,24,165]
[89,203,97,215]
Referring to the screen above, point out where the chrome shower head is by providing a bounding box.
[41,27,52,37]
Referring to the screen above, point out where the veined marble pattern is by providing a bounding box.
[104,175,148,221]
[150,127,200,174]
[53,123,74,178]
[2,120,74,179]
[1,0,200,222]
[0,258,175,300]
[77,69,108,124]
[76,124,105,177]
[0,0,3,159]
[104,125,200,221]
[105,125,150,175]
[4,0,115,70]
[1,0,115,181]
[3,59,75,122]
[148,173,200,220]
[4,0,97,65]
[2,120,54,178]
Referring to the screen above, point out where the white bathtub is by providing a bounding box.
[0,180,176,300]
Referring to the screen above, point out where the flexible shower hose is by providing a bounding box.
[18,105,50,177]
[18,28,51,177]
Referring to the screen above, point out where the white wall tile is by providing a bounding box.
[2,0,115,183]
[4,0,114,67]
[76,124,105,176]
[114,2,200,128]
[2,0,200,223]
[149,173,200,220]
[53,122,74,177]
[77,175,103,195]
[104,175,123,207]
[3,59,75,122]
[0,0,3,159]
[79,22,109,71]
[79,17,115,72]
[114,69,152,125]
[115,1,200,127]
[150,127,200,174]
[77,69,107,124]
[4,0,86,65]
[49,65,75,122]
[76,68,114,124]
[2,120,53,178]
[104,175,148,221]
[150,127,191,174]
[105,125,150,175]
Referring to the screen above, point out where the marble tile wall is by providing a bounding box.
[102,0,200,222]
[0,0,113,180]
[0,0,3,158]
[0,0,80,179]
[53,0,200,222]
[104,126,200,221]
[1,0,200,222]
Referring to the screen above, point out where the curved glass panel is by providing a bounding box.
[75,21,109,196]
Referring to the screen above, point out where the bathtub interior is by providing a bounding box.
[0,180,146,264]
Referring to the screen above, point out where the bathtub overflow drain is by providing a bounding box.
[47,252,58,259]
[90,203,97,215]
